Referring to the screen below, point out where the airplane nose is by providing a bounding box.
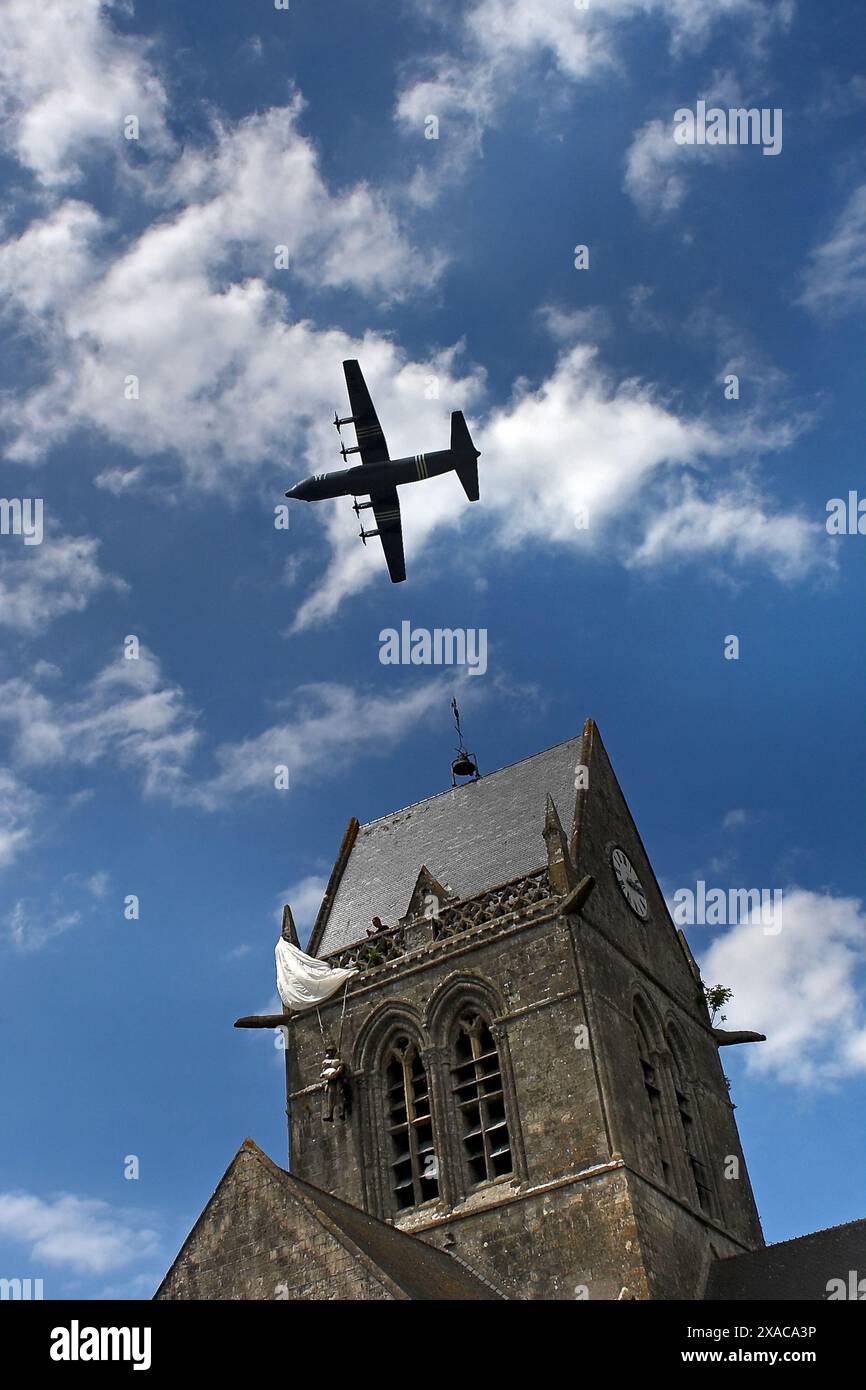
[285,481,305,499]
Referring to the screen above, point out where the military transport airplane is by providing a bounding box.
[285,359,481,583]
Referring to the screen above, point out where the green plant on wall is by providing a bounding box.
[703,983,733,1026]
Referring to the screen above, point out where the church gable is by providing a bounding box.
[573,718,699,997]
[402,865,454,923]
[155,1140,498,1302]
[154,1140,394,1301]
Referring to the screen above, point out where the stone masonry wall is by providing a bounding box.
[156,1150,393,1301]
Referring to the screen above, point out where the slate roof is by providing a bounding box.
[155,1139,502,1301]
[285,1169,503,1300]
[704,1217,866,1300]
[312,733,584,956]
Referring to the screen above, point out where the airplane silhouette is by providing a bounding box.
[285,360,481,583]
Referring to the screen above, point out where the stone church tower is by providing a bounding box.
[157,719,768,1300]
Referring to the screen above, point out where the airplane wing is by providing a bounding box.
[370,487,405,583]
[343,359,389,465]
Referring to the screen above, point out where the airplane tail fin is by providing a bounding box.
[450,410,481,501]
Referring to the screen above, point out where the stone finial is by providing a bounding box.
[281,903,300,947]
[542,795,577,895]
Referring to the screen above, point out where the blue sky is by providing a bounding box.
[0,0,864,1298]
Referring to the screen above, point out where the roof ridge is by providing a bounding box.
[358,730,585,830]
[721,1214,866,1263]
[763,1215,866,1252]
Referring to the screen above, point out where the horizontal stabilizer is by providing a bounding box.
[451,410,480,501]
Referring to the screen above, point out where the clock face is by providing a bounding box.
[610,847,648,919]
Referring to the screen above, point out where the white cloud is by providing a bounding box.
[188,679,453,811]
[699,888,866,1087]
[94,465,146,495]
[721,808,751,831]
[797,181,866,320]
[0,0,171,186]
[480,345,716,545]
[2,870,111,950]
[394,60,499,203]
[0,105,442,473]
[0,532,125,634]
[412,0,788,97]
[0,1190,159,1274]
[3,899,82,953]
[0,201,104,312]
[159,102,442,300]
[397,0,792,195]
[87,869,110,898]
[0,646,200,801]
[0,0,825,641]
[277,875,329,939]
[0,647,457,815]
[537,303,612,343]
[0,9,815,623]
[464,0,612,79]
[622,66,753,220]
[32,660,62,681]
[630,481,826,581]
[627,283,672,334]
[623,116,714,219]
[226,943,253,960]
[0,218,824,627]
[0,769,40,870]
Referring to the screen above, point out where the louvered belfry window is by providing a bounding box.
[385,1037,439,1211]
[669,1036,717,1216]
[635,1007,673,1187]
[452,1013,513,1185]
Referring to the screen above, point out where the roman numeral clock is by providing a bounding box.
[610,846,649,919]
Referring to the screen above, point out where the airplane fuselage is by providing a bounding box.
[287,449,458,501]
[285,360,480,581]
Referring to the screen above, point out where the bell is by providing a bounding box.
[449,698,480,785]
[452,753,478,780]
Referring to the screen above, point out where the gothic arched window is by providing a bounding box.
[451,1013,512,1186]
[668,1030,717,1217]
[384,1036,439,1211]
[634,1002,672,1188]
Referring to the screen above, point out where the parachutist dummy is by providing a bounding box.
[320,1043,349,1122]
